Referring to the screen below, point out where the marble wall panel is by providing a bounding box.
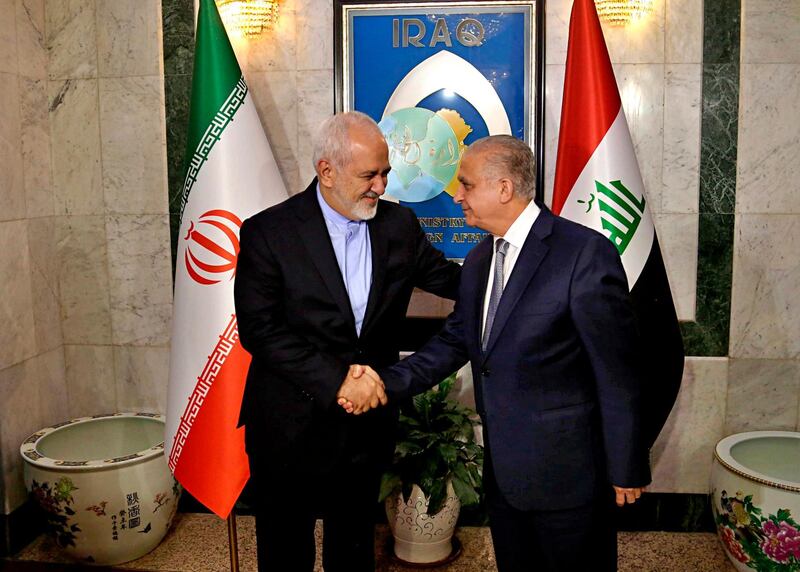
[650,357,728,494]
[546,0,666,65]
[246,70,300,193]
[665,0,703,64]
[0,356,42,513]
[0,349,64,513]
[736,64,800,214]
[729,214,800,359]
[56,215,112,345]
[106,215,172,347]
[543,64,565,205]
[662,64,701,214]
[45,0,97,80]
[545,0,570,66]
[33,348,68,431]
[20,76,53,218]
[0,221,36,371]
[64,344,116,418]
[742,0,800,64]
[602,0,666,64]
[0,0,18,75]
[49,78,103,215]
[295,0,331,71]
[654,213,698,321]
[296,69,333,186]
[15,0,47,79]
[99,76,169,215]
[244,7,297,72]
[0,71,25,223]
[613,63,665,213]
[27,217,63,354]
[113,346,169,414]
[96,0,162,78]
[725,358,800,434]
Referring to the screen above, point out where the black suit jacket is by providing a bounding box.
[234,181,460,474]
[380,206,651,511]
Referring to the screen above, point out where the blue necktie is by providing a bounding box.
[482,239,509,352]
[344,221,369,336]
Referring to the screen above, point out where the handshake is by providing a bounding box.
[336,365,387,415]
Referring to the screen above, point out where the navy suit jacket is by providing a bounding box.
[380,206,651,511]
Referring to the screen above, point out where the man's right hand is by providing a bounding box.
[336,364,387,415]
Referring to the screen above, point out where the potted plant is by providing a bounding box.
[379,373,483,564]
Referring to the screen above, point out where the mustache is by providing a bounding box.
[361,191,380,200]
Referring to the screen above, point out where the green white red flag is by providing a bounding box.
[553,0,684,447]
[166,0,287,518]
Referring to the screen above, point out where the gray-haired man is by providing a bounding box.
[234,111,461,571]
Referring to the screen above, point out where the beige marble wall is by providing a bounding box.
[45,0,172,428]
[726,0,800,439]
[0,0,66,515]
[0,0,170,515]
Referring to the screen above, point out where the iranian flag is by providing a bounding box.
[553,0,684,447]
[166,0,287,518]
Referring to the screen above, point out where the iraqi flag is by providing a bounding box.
[165,0,287,518]
[553,0,684,448]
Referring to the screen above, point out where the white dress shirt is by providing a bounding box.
[481,200,541,338]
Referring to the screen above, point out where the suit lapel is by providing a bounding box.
[360,210,389,336]
[482,208,555,360]
[295,183,356,331]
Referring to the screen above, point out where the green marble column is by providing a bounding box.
[162,0,195,273]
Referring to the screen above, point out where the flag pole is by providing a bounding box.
[227,512,240,572]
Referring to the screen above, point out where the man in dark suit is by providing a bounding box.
[233,111,461,572]
[343,135,650,571]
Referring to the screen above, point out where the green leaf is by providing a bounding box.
[776,508,791,522]
[438,443,458,466]
[426,480,448,516]
[451,476,480,507]
[379,473,402,502]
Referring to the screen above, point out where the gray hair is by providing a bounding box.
[467,135,536,200]
[312,111,383,170]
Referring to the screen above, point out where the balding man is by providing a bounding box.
[345,135,650,571]
[234,111,461,572]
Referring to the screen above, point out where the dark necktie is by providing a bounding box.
[482,239,509,351]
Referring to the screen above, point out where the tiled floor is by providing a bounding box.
[8,513,736,571]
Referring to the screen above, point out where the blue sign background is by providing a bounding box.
[349,9,530,259]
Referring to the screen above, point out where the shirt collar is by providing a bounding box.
[497,200,541,251]
[316,184,358,230]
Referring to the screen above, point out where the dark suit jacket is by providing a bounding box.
[234,181,460,475]
[380,206,651,511]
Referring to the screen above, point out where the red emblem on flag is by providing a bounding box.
[183,209,242,285]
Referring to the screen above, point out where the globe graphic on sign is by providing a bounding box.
[379,107,461,203]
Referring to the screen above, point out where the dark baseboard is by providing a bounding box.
[0,500,45,558]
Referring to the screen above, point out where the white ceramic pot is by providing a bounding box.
[711,431,800,571]
[385,482,460,564]
[20,413,180,566]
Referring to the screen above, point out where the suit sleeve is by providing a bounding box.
[380,295,470,401]
[409,210,461,300]
[234,218,348,408]
[569,234,651,488]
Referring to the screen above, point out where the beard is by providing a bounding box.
[350,191,380,220]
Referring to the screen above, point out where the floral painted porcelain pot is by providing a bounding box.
[711,431,800,571]
[20,413,180,566]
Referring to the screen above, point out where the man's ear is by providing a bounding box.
[498,178,515,204]
[317,159,335,187]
